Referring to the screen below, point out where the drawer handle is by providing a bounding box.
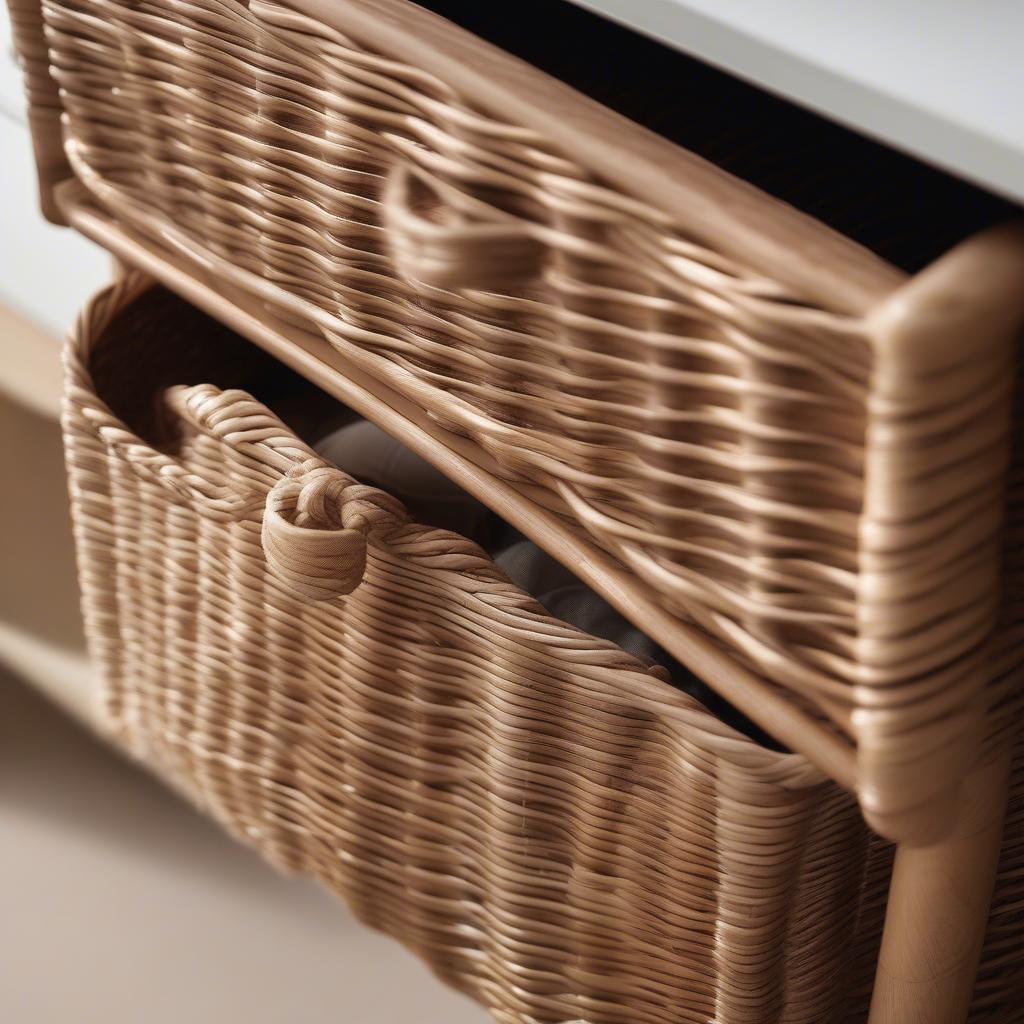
[73,288,405,604]
[384,162,544,292]
[262,460,405,603]
[88,383,280,520]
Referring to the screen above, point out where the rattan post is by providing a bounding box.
[863,223,1024,1021]
[868,744,1012,1024]
[859,221,1024,842]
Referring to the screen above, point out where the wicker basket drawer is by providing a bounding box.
[13,0,1024,841]
[63,274,893,1024]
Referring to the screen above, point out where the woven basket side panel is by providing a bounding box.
[61,285,883,1024]
[994,368,1024,734]
[841,831,894,1023]
[41,0,890,745]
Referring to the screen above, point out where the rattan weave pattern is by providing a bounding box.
[31,0,1023,840]
[63,274,887,1024]
[38,0,870,691]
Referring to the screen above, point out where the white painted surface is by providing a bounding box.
[0,2,26,124]
[569,0,1024,204]
[0,114,108,334]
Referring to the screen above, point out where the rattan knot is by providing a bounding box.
[262,461,372,602]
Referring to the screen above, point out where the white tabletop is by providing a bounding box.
[568,0,1024,205]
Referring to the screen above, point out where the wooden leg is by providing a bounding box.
[868,743,1011,1024]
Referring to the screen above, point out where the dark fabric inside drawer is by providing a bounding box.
[420,0,1017,274]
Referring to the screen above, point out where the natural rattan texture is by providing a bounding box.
[24,0,1024,840]
[63,274,894,1024]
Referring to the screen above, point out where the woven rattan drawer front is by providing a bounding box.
[15,0,1024,842]
[64,274,890,1024]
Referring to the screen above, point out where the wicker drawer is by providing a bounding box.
[11,0,1024,843]
[63,274,894,1024]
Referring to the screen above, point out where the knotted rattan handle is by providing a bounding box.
[383,161,545,292]
[262,460,406,603]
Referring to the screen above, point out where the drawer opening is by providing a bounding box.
[418,0,1017,274]
[90,282,786,751]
